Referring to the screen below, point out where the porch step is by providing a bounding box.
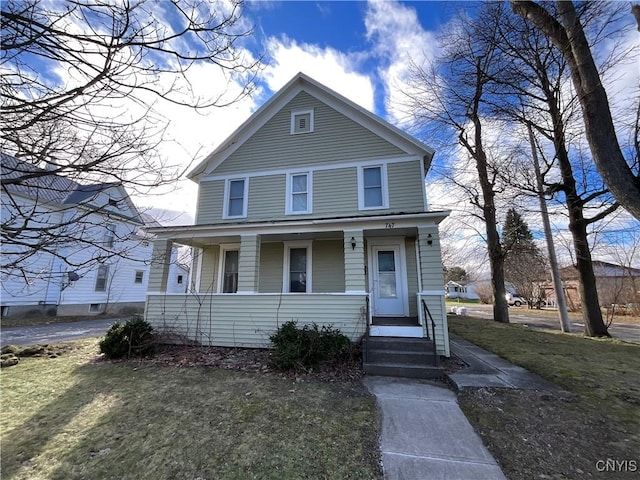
[372,316,419,326]
[363,336,443,380]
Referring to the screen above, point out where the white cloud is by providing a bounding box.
[262,36,375,112]
[364,0,438,125]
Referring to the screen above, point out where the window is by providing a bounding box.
[224,178,248,218]
[95,264,109,292]
[283,242,312,293]
[358,165,388,210]
[177,275,183,284]
[290,109,314,134]
[89,303,103,313]
[104,223,116,248]
[134,270,144,284]
[218,245,240,293]
[1,306,8,318]
[108,198,118,207]
[286,172,312,214]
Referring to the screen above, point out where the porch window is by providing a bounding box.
[222,250,239,293]
[284,242,312,293]
[224,178,248,219]
[95,264,109,292]
[286,172,311,214]
[358,165,388,210]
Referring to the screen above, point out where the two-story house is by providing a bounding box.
[0,154,174,318]
[144,73,451,358]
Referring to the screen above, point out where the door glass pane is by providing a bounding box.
[378,251,395,272]
[379,273,397,298]
[289,248,307,292]
[223,250,238,293]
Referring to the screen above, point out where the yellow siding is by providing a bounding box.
[405,238,418,317]
[199,245,219,293]
[212,92,405,175]
[388,161,425,211]
[312,239,345,293]
[419,294,449,356]
[313,168,359,216]
[248,175,286,221]
[145,294,368,347]
[196,180,224,225]
[259,242,284,293]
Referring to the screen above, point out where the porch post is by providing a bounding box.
[418,226,449,356]
[344,230,366,293]
[148,238,173,293]
[238,234,260,293]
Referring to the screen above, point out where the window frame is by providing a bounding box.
[285,171,312,215]
[282,241,313,293]
[95,264,109,292]
[290,109,314,135]
[217,243,241,293]
[104,223,116,248]
[223,177,249,219]
[134,270,144,284]
[357,164,389,210]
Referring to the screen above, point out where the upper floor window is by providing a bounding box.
[291,109,314,134]
[358,165,388,210]
[104,223,116,248]
[134,270,144,284]
[95,264,109,292]
[286,172,312,214]
[224,178,248,219]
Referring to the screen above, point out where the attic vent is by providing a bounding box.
[291,109,314,134]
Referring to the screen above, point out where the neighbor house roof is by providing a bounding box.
[1,153,143,224]
[560,260,640,280]
[187,72,436,180]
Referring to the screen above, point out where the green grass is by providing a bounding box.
[1,340,381,480]
[449,316,640,431]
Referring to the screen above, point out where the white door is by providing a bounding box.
[371,245,406,316]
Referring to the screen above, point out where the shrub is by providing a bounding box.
[269,321,352,371]
[99,315,155,359]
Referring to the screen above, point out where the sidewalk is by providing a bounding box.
[364,376,507,480]
[364,335,562,479]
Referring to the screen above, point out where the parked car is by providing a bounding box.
[506,293,527,307]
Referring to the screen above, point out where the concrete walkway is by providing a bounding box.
[448,333,561,391]
[364,376,507,480]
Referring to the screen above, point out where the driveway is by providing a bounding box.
[457,304,640,343]
[1,318,118,346]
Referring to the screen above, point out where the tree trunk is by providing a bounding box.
[511,0,640,220]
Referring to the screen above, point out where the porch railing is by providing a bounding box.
[421,298,440,367]
[364,295,371,364]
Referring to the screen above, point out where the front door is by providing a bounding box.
[370,244,406,316]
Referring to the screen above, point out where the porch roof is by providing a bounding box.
[146,211,450,246]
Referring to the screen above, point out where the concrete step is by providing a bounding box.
[366,349,434,365]
[363,362,444,379]
[365,336,434,352]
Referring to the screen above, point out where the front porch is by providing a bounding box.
[144,213,450,356]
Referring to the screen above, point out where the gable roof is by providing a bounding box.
[188,72,436,180]
[1,153,143,225]
[560,260,640,279]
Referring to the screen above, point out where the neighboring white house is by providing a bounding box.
[445,281,480,300]
[144,73,451,356]
[1,154,161,318]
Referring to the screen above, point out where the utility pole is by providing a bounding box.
[527,124,572,333]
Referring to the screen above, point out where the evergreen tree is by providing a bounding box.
[502,209,547,306]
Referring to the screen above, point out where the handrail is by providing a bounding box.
[421,298,440,367]
[364,295,371,364]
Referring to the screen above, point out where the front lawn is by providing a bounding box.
[1,339,381,480]
[449,316,640,479]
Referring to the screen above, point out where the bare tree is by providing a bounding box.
[511,0,640,220]
[1,0,259,279]
[405,5,511,323]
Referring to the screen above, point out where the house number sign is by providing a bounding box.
[385,223,395,229]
